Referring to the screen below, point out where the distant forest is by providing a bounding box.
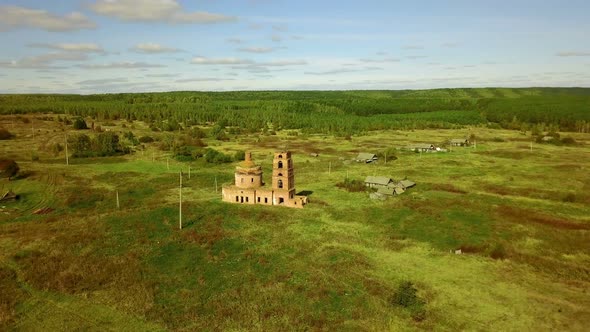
[1,88,589,134]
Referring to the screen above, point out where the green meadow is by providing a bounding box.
[1,90,589,331]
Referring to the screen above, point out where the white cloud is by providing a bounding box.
[237,47,275,53]
[359,57,400,63]
[403,45,423,50]
[0,5,96,32]
[272,24,288,32]
[146,73,179,78]
[79,62,166,69]
[132,43,181,53]
[271,34,282,42]
[441,42,460,48]
[555,51,590,57]
[0,52,88,69]
[191,56,254,65]
[226,37,244,44]
[28,43,105,53]
[176,78,235,83]
[305,69,358,75]
[260,60,307,66]
[89,0,236,24]
[78,78,129,85]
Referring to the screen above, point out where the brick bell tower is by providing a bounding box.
[271,151,296,204]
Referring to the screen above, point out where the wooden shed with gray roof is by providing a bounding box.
[364,176,394,188]
[356,153,378,163]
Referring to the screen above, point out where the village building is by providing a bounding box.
[449,138,470,146]
[364,176,394,188]
[405,144,436,152]
[365,176,416,197]
[356,153,378,163]
[221,151,308,208]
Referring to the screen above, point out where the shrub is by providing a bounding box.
[123,131,139,146]
[188,127,206,139]
[204,148,233,164]
[0,159,19,180]
[391,281,427,322]
[73,118,88,130]
[234,150,245,161]
[336,178,369,192]
[561,137,576,145]
[173,146,205,161]
[0,128,14,140]
[139,136,155,143]
[562,193,577,203]
[51,143,64,156]
[488,243,507,260]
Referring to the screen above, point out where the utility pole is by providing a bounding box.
[385,152,387,164]
[65,134,69,166]
[152,152,155,162]
[215,175,218,193]
[530,141,533,152]
[167,157,170,171]
[188,165,191,180]
[179,171,182,230]
[328,161,331,175]
[116,190,120,209]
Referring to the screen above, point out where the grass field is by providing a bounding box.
[1,114,589,331]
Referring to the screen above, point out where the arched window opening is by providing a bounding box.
[278,179,283,189]
[278,161,283,168]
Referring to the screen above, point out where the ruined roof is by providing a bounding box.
[399,180,416,188]
[0,190,18,201]
[377,187,395,195]
[407,144,434,149]
[365,176,393,185]
[356,153,377,160]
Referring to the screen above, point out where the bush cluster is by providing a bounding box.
[70,132,129,158]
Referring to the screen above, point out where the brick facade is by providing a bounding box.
[221,151,307,208]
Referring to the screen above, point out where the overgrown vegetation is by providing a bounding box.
[70,132,129,158]
[391,281,427,322]
[0,159,19,180]
[72,118,88,130]
[336,178,369,192]
[0,102,589,330]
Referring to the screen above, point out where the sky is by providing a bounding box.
[0,0,589,94]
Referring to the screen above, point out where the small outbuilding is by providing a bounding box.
[365,176,394,188]
[406,144,436,152]
[398,180,416,189]
[356,153,378,163]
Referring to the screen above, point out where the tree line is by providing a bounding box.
[1,88,589,133]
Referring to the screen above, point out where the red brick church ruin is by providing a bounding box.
[222,151,308,208]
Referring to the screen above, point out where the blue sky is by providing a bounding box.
[0,0,589,93]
